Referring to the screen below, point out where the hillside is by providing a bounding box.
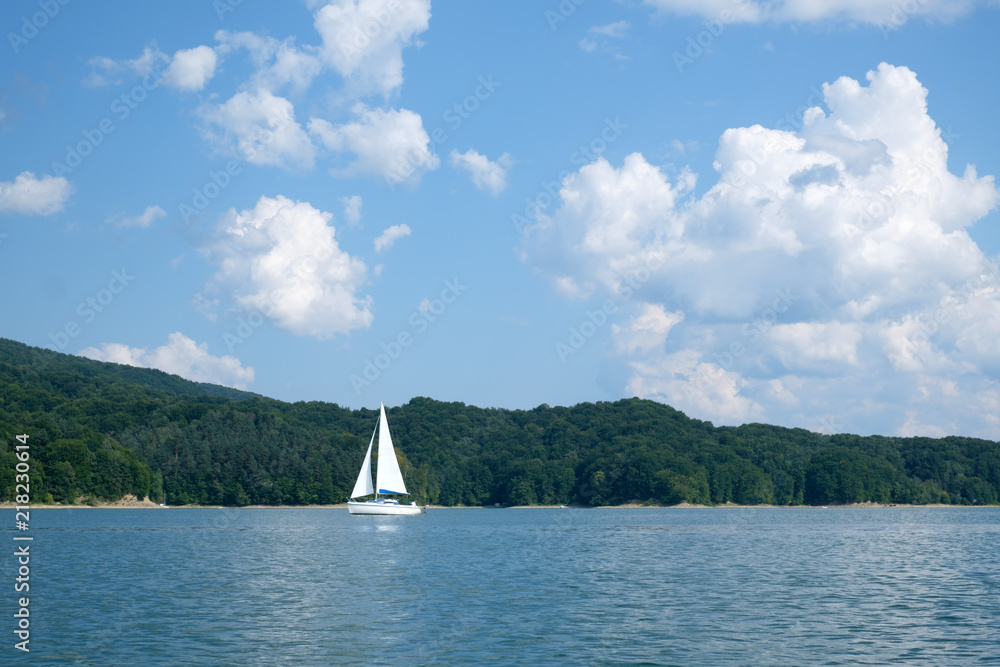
[2,337,998,506]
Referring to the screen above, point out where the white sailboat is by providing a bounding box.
[347,402,425,515]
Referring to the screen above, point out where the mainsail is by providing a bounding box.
[375,402,408,495]
[349,424,376,499]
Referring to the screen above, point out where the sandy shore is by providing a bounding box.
[1,498,982,509]
[0,494,163,509]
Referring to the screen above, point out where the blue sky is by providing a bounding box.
[2,0,999,438]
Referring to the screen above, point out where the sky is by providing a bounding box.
[2,0,999,439]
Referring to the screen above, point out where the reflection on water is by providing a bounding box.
[5,507,998,665]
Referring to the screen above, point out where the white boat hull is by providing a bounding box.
[347,500,424,515]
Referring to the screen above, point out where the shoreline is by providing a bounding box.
[2,499,991,510]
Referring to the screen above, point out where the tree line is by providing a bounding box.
[1,338,998,507]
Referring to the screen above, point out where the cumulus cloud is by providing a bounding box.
[767,321,863,370]
[309,104,438,184]
[0,172,73,215]
[313,0,431,97]
[450,149,513,195]
[521,63,1000,437]
[84,44,219,91]
[215,31,322,92]
[84,2,432,188]
[626,348,766,424]
[612,303,684,355]
[110,205,166,228]
[201,88,316,169]
[641,0,987,24]
[163,46,218,91]
[197,194,373,338]
[79,332,255,389]
[374,223,411,253]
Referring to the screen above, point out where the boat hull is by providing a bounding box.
[347,500,424,515]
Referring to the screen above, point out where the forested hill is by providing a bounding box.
[2,337,999,507]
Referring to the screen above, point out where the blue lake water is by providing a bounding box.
[4,507,999,665]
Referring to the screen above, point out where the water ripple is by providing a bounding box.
[3,507,998,665]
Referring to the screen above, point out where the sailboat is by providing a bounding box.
[347,402,425,515]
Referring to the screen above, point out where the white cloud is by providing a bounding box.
[84,45,168,87]
[579,20,630,57]
[341,195,364,225]
[374,223,411,253]
[520,63,1000,437]
[589,20,630,37]
[641,0,987,24]
[626,348,766,424]
[163,46,218,91]
[313,0,431,97]
[767,321,863,370]
[309,104,438,184]
[79,333,255,389]
[201,88,316,170]
[450,149,513,195]
[612,303,684,354]
[198,194,373,338]
[215,31,322,92]
[668,139,700,158]
[520,152,693,285]
[84,44,220,91]
[111,205,166,228]
[0,172,73,216]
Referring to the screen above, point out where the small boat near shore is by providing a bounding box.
[347,402,424,516]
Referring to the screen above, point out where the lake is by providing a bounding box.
[5,507,999,665]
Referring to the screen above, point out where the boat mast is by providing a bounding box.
[368,424,378,500]
[373,410,379,501]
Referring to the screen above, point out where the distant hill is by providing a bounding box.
[1,337,998,507]
[1,338,258,401]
